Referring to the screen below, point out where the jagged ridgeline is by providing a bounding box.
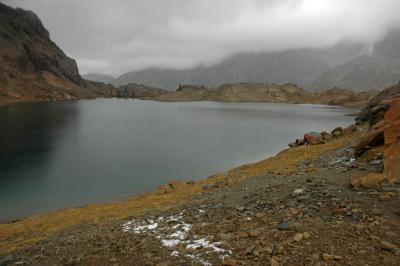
[85,31,400,92]
[0,3,115,104]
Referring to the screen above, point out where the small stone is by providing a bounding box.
[236,206,245,212]
[270,256,280,266]
[255,213,265,219]
[293,188,304,195]
[297,195,309,201]
[381,241,400,255]
[252,249,260,256]
[293,233,303,242]
[369,159,382,165]
[222,258,237,266]
[311,253,319,260]
[217,233,232,241]
[323,253,342,261]
[264,246,273,255]
[249,230,260,237]
[245,245,256,254]
[277,221,289,231]
[0,255,14,265]
[371,208,383,216]
[110,258,117,263]
[303,232,311,239]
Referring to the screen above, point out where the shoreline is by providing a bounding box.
[0,100,356,224]
[0,123,360,254]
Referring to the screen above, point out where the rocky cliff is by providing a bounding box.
[354,84,400,185]
[0,3,114,104]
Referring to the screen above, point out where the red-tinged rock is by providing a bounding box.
[351,173,386,189]
[304,132,323,145]
[384,97,400,183]
[355,120,385,156]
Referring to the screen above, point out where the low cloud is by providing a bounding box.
[3,0,400,75]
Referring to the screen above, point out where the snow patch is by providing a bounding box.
[122,210,231,265]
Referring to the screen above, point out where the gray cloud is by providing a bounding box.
[3,0,400,75]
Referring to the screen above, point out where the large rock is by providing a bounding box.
[355,120,385,156]
[384,97,400,183]
[357,84,400,123]
[304,132,323,145]
[351,173,386,189]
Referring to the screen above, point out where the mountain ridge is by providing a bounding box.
[84,32,400,92]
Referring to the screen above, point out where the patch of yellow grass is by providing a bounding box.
[0,133,357,254]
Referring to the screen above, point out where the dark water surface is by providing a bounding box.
[0,99,355,221]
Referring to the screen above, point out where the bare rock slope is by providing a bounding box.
[0,3,113,104]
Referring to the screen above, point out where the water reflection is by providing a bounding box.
[0,102,78,176]
[0,99,354,221]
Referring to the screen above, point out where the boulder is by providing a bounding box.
[357,84,400,123]
[304,132,323,145]
[343,124,358,135]
[351,173,386,189]
[369,102,390,126]
[331,127,343,137]
[355,120,384,156]
[321,132,333,141]
[384,97,400,183]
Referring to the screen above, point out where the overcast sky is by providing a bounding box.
[3,0,400,76]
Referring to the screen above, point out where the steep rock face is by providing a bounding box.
[383,97,400,183]
[373,29,400,60]
[357,84,400,123]
[310,30,400,91]
[0,3,106,104]
[308,55,400,91]
[355,84,400,184]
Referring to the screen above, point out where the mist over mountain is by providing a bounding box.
[84,42,368,90]
[82,73,115,84]
[308,29,400,91]
[83,30,400,91]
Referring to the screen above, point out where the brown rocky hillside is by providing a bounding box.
[0,3,114,104]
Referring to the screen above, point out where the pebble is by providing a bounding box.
[217,233,232,241]
[222,258,237,266]
[270,256,280,266]
[277,221,289,231]
[381,241,400,255]
[293,233,303,242]
[303,232,311,239]
[369,160,382,165]
[293,188,304,195]
[249,230,260,237]
[323,253,342,261]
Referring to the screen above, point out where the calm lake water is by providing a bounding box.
[0,99,355,221]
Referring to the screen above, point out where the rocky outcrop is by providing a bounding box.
[355,84,400,184]
[383,97,400,183]
[356,84,400,123]
[355,120,384,156]
[0,3,113,104]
